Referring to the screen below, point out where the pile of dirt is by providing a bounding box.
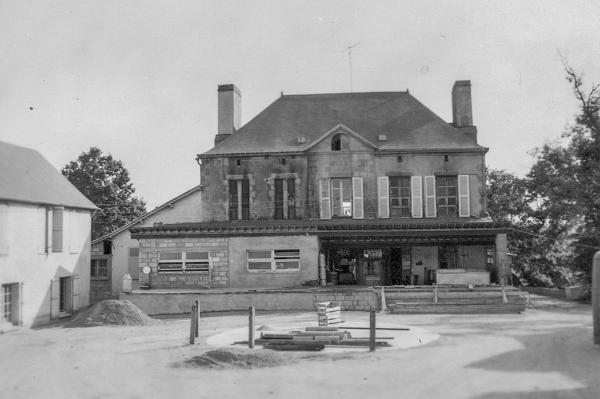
[179,348,291,369]
[68,300,156,327]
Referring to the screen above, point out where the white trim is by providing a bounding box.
[458,174,471,217]
[319,178,331,220]
[352,177,364,219]
[378,176,390,218]
[411,176,423,218]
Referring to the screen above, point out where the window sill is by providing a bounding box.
[246,269,300,274]
[91,277,109,281]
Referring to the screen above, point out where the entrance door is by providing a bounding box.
[59,277,72,313]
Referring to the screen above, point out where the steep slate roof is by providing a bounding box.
[203,91,484,156]
[92,185,201,244]
[0,140,97,210]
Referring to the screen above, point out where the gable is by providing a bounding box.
[306,124,376,153]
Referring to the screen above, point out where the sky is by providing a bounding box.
[1,0,599,209]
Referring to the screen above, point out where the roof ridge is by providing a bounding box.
[281,90,409,98]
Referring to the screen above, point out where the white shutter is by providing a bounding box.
[377,176,390,218]
[50,278,60,319]
[411,176,423,218]
[424,176,437,218]
[319,178,331,220]
[458,175,471,217]
[0,204,8,254]
[352,177,364,219]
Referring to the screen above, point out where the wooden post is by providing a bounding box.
[369,308,376,352]
[189,303,197,345]
[501,284,508,304]
[194,300,200,338]
[248,305,255,349]
[593,251,600,346]
[433,284,439,303]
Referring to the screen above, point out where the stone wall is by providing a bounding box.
[138,237,229,289]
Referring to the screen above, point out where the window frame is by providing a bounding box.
[157,251,211,274]
[246,249,300,273]
[228,179,250,221]
[436,175,458,217]
[274,177,296,220]
[90,258,109,280]
[389,176,412,218]
[330,177,353,218]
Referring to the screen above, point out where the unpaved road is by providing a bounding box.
[0,295,598,399]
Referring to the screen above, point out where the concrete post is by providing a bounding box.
[495,233,509,285]
[248,306,255,349]
[593,251,600,346]
[369,308,376,352]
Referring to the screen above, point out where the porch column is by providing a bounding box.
[495,233,509,286]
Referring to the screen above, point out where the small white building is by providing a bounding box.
[0,141,97,330]
[90,185,202,302]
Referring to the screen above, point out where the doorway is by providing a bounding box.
[59,277,72,313]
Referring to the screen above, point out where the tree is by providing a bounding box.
[525,60,600,285]
[62,147,147,240]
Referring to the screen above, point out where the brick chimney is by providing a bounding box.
[452,80,477,143]
[215,84,241,145]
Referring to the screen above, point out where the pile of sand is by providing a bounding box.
[68,300,156,327]
[179,348,291,369]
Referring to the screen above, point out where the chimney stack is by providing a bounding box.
[452,80,477,143]
[215,84,241,145]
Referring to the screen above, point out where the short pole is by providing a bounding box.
[434,284,439,303]
[369,308,376,352]
[248,305,255,349]
[189,303,197,345]
[593,251,600,346]
[194,300,200,338]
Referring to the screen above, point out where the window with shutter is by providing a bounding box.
[411,176,423,218]
[424,176,437,218]
[436,176,458,217]
[378,176,390,218]
[52,207,63,252]
[228,179,250,220]
[331,178,353,217]
[458,175,471,217]
[319,179,331,219]
[352,177,364,219]
[389,176,411,217]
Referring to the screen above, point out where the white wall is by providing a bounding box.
[0,202,91,328]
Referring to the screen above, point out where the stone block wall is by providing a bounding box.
[138,237,230,289]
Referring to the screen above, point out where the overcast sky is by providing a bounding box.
[1,0,599,209]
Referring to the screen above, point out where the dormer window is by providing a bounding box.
[331,133,348,151]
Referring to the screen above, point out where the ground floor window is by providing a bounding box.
[2,284,16,325]
[157,251,210,273]
[247,249,300,272]
[91,258,108,279]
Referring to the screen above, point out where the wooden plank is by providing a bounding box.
[263,343,324,351]
[305,326,340,332]
[342,326,410,331]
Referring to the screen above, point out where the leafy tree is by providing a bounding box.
[62,147,146,239]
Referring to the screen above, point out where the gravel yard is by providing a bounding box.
[0,295,598,399]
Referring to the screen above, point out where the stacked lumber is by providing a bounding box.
[317,301,342,326]
[250,326,393,351]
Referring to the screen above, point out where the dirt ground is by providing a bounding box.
[1,295,599,399]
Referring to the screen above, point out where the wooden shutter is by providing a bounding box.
[352,177,364,219]
[377,176,390,218]
[319,178,331,220]
[241,179,250,220]
[228,180,238,220]
[287,178,296,219]
[411,176,423,218]
[52,207,63,252]
[50,278,60,319]
[72,274,81,311]
[424,176,437,218]
[274,179,284,219]
[458,174,471,217]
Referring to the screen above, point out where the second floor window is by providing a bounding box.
[389,176,411,217]
[331,178,352,217]
[274,178,296,219]
[436,176,458,217]
[229,179,249,220]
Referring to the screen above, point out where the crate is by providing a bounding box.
[316,301,342,326]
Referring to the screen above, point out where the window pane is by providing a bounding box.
[129,247,139,257]
[158,263,183,272]
[185,262,210,271]
[248,250,272,259]
[276,261,299,269]
[186,251,209,260]
[248,261,272,270]
[159,252,182,261]
[274,249,300,258]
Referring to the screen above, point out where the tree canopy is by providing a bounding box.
[62,147,146,240]
[487,61,600,288]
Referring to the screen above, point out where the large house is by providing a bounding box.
[130,82,510,291]
[0,141,96,330]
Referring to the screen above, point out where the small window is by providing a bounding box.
[247,249,300,272]
[103,240,112,255]
[91,259,108,279]
[129,247,139,257]
[331,133,348,151]
[280,158,286,165]
[158,251,210,273]
[236,159,241,167]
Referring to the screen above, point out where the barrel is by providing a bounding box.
[326,271,339,285]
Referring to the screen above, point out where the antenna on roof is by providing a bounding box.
[347,42,360,92]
